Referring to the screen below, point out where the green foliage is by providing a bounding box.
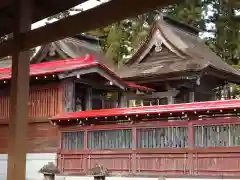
[88,0,207,66]
[44,0,240,71]
[203,0,240,65]
[166,0,206,30]
[88,16,152,67]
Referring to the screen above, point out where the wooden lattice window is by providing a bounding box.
[137,127,188,148]
[88,129,132,149]
[62,131,84,150]
[194,124,240,147]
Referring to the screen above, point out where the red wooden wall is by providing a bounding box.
[0,83,64,153]
[58,117,240,177]
[0,83,63,120]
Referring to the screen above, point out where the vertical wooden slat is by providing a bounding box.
[0,96,3,118]
[58,85,64,114]
[188,121,194,174]
[132,126,137,174]
[0,84,62,120]
[50,89,53,116]
[84,129,88,173]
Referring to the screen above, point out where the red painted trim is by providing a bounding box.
[59,147,240,155]
[0,56,152,92]
[50,99,240,121]
[59,120,189,132]
[191,116,240,125]
[58,116,240,133]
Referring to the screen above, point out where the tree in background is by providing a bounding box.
[87,0,206,66]
[43,0,239,70]
[204,0,240,65]
[87,12,159,67]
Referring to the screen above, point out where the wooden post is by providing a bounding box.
[131,126,137,174]
[7,0,32,180]
[187,121,194,174]
[189,92,195,103]
[119,92,127,108]
[85,87,92,110]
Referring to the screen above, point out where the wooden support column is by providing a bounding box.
[167,96,174,104]
[187,121,194,174]
[119,92,128,108]
[189,92,195,103]
[131,126,137,174]
[166,84,175,104]
[7,0,32,180]
[85,87,92,110]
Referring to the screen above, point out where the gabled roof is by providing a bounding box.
[0,34,114,69]
[50,99,240,122]
[117,16,240,83]
[0,55,153,92]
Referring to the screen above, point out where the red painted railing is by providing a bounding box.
[59,148,240,176]
[58,115,240,177]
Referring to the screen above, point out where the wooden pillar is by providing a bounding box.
[131,127,137,174]
[119,92,127,108]
[166,84,175,104]
[187,121,194,174]
[85,87,92,110]
[189,92,195,103]
[167,95,174,104]
[7,0,32,180]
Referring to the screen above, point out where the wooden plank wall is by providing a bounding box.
[0,83,64,120]
[0,82,64,153]
[0,123,59,153]
[58,117,240,177]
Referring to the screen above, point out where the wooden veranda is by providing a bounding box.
[0,0,178,180]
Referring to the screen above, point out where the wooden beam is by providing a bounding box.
[0,0,178,58]
[126,90,180,100]
[75,78,122,91]
[7,0,32,179]
[0,0,11,9]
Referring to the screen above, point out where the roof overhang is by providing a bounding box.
[0,55,153,92]
[122,71,200,83]
[206,66,240,85]
[50,99,240,126]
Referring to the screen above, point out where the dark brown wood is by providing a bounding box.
[59,148,240,176]
[0,83,63,120]
[85,87,92,110]
[63,80,75,112]
[0,122,59,153]
[7,0,32,179]
[0,0,177,58]
[0,0,88,37]
[0,0,11,8]
[58,115,240,176]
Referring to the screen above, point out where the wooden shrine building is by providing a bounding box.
[51,99,240,177]
[0,0,238,179]
[0,55,152,179]
[117,15,240,106]
[0,34,111,68]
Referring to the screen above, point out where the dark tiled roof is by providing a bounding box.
[117,16,240,83]
[0,34,114,70]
